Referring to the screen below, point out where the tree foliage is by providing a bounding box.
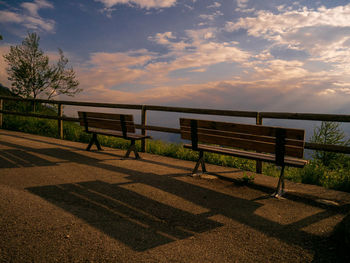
[3,32,81,100]
[310,121,350,167]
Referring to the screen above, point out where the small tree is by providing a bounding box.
[4,32,81,101]
[310,121,350,167]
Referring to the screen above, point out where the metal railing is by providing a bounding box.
[1,95,350,173]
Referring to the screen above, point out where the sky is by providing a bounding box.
[1,0,350,115]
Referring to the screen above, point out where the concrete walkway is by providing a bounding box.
[0,129,350,262]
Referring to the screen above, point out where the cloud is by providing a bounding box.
[208,2,221,9]
[74,27,252,103]
[226,3,350,73]
[21,0,53,16]
[75,49,155,93]
[237,0,248,9]
[95,0,177,9]
[0,0,55,33]
[144,28,251,84]
[199,10,223,22]
[227,5,350,38]
[69,7,350,114]
[0,11,23,23]
[76,65,350,114]
[74,35,350,112]
[235,0,254,13]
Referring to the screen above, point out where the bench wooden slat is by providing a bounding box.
[80,116,134,125]
[183,144,308,168]
[181,131,304,158]
[78,111,133,121]
[181,126,304,148]
[78,111,136,133]
[180,118,305,141]
[79,119,135,133]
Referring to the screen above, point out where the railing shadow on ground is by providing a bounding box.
[0,148,57,168]
[0,131,199,171]
[0,138,346,259]
[27,180,224,252]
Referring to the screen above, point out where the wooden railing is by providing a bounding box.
[1,95,350,173]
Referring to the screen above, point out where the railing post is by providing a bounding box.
[0,99,3,128]
[141,105,147,152]
[58,103,63,139]
[256,112,263,174]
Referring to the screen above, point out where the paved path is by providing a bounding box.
[0,129,350,262]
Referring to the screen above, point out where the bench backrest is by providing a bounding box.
[78,111,135,138]
[180,118,305,165]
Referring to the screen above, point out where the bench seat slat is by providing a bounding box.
[181,131,304,158]
[180,118,305,141]
[183,144,308,168]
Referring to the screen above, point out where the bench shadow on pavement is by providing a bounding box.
[27,180,224,252]
[0,139,344,259]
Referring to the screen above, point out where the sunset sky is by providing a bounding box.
[1,0,350,114]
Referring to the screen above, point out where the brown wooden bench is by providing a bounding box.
[78,111,151,159]
[180,118,308,197]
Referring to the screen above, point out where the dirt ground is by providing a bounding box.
[0,129,350,262]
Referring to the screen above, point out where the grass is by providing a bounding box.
[3,113,350,193]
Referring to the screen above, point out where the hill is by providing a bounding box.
[0,84,13,96]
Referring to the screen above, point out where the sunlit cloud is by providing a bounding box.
[235,0,254,13]
[226,4,350,49]
[226,3,350,74]
[21,0,53,16]
[95,0,177,9]
[76,49,155,90]
[208,2,221,9]
[74,27,252,103]
[146,28,250,81]
[77,66,350,113]
[199,10,223,22]
[0,0,55,33]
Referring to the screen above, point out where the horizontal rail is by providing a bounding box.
[261,112,350,122]
[144,105,257,118]
[0,96,257,117]
[305,142,350,154]
[0,96,142,110]
[3,95,350,121]
[2,96,350,155]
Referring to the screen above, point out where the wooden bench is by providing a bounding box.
[180,118,308,197]
[78,111,151,159]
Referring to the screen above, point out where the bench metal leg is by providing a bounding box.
[193,151,206,174]
[124,140,140,159]
[273,165,285,198]
[86,133,102,151]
